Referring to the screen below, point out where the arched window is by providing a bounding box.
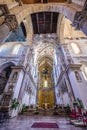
[70,43,81,54]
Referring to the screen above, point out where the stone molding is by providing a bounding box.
[73,1,87,35]
[73,10,87,29]
[0,4,10,15]
[15,0,23,6]
[66,64,82,72]
[84,0,87,10]
[5,14,18,31]
[10,3,80,25]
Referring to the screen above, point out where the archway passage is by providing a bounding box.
[38,62,55,109]
[32,33,56,109]
[0,65,12,103]
[0,66,12,92]
[1,0,87,119]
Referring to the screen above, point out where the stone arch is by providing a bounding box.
[14,3,83,43]
[58,13,87,44]
[56,13,65,44]
[20,22,27,38]
[16,4,81,25]
[22,15,34,43]
[0,62,15,72]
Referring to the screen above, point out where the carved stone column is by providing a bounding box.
[0,23,10,44]
[73,1,87,35]
[0,14,19,43]
[59,46,75,103]
[84,0,87,10]
[66,64,82,100]
[0,4,10,15]
[5,14,18,31]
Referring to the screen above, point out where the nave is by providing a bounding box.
[0,0,87,129]
[0,115,87,130]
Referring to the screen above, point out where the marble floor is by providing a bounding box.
[0,115,87,130]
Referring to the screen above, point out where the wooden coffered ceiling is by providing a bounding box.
[31,12,59,34]
[22,0,67,4]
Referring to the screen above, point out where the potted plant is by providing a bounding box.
[65,104,71,115]
[73,101,78,109]
[21,104,27,114]
[77,98,84,109]
[11,98,19,110]
[34,105,39,114]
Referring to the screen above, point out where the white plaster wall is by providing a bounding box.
[56,95,62,105]
[20,73,37,106]
[76,40,87,56]
[66,39,87,58]
[13,70,24,99]
[63,93,70,106]
[69,70,87,108]
[22,93,29,106]
[30,93,36,105]
[76,81,87,109]
[69,71,81,98]
[56,98,62,105]
[26,90,36,106]
[72,0,85,7]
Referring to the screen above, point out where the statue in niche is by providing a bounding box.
[12,72,18,82]
[75,71,82,81]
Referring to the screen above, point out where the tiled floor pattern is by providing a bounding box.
[0,115,87,130]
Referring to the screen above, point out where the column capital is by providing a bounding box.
[66,64,82,72]
[73,5,87,35]
[5,14,18,31]
[0,4,10,15]
[11,66,26,72]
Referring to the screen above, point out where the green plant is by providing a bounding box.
[34,106,39,114]
[21,104,27,113]
[77,98,84,108]
[73,101,78,108]
[73,98,84,109]
[11,98,19,110]
[65,104,71,115]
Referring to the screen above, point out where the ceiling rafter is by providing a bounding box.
[31,12,59,34]
[50,12,53,33]
[36,13,40,34]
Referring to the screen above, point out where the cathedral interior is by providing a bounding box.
[0,0,87,129]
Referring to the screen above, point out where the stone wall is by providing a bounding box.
[0,0,15,4]
[72,0,86,7]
